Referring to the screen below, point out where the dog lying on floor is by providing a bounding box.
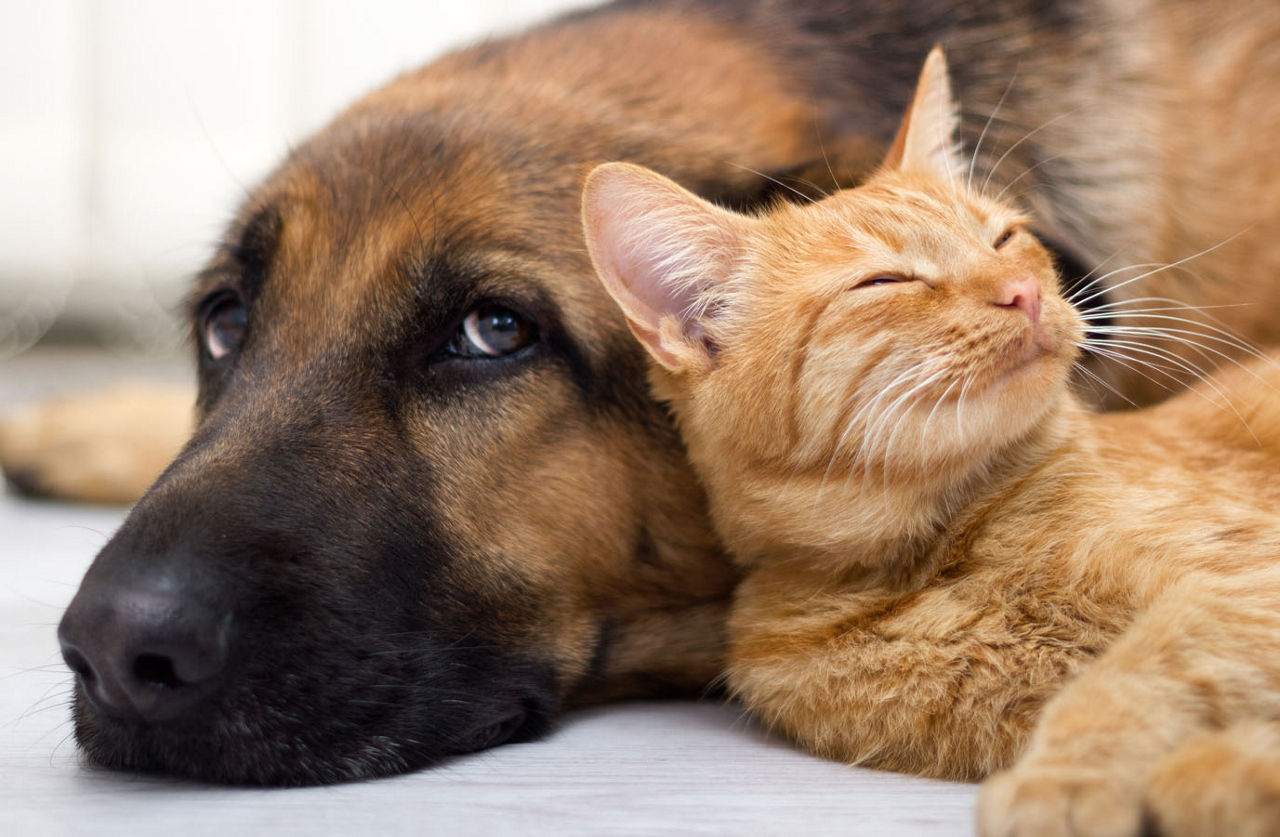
[6,0,1280,807]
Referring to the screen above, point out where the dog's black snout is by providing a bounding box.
[58,576,232,724]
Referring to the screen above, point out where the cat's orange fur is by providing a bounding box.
[582,48,1280,836]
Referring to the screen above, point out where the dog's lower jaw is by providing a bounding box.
[70,662,560,786]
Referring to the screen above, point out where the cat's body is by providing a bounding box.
[732,359,1280,777]
[583,49,1280,836]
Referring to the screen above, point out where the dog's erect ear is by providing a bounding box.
[582,162,751,373]
[882,46,964,181]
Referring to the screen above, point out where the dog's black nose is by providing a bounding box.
[58,575,231,723]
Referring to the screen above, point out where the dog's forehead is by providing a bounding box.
[223,113,618,354]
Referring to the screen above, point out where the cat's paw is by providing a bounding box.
[1144,724,1280,837]
[976,766,1143,837]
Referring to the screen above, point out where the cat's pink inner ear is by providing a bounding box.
[582,162,739,371]
[883,46,964,181]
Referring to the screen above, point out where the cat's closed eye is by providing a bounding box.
[993,226,1019,250]
[855,274,913,289]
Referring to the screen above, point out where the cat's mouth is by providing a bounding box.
[985,325,1068,392]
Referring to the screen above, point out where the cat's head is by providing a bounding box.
[582,48,1083,531]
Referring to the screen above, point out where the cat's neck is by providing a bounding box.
[693,391,1092,578]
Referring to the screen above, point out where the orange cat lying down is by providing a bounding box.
[582,48,1280,836]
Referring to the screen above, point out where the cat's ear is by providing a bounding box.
[581,162,750,373]
[882,46,964,181]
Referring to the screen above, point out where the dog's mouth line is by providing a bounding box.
[452,703,532,754]
[71,671,557,783]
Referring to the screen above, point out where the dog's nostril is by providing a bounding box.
[133,653,183,689]
[62,646,95,682]
[59,575,234,722]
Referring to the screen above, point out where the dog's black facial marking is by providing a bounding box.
[63,194,573,783]
[379,244,654,433]
[63,388,561,785]
[380,271,553,410]
[190,208,283,410]
[226,208,281,306]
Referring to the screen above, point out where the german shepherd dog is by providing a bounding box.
[44,0,1280,791]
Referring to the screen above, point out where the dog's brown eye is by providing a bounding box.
[452,305,537,358]
[202,295,247,361]
[993,227,1018,249]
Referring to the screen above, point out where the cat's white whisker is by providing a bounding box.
[1080,306,1269,365]
[922,379,960,442]
[814,121,841,197]
[877,368,950,482]
[1087,339,1212,383]
[865,367,944,453]
[1071,232,1247,311]
[725,161,820,206]
[854,370,929,476]
[1077,342,1184,396]
[967,65,1020,197]
[1081,295,1254,316]
[1084,339,1262,439]
[848,364,941,488]
[993,153,1068,203]
[812,361,930,510]
[1071,363,1139,409]
[1059,247,1125,299]
[1079,306,1255,323]
[1090,323,1275,369]
[1087,309,1279,388]
[1066,263,1165,306]
[981,107,1082,194]
[953,371,976,442]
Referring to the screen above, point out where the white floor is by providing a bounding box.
[0,350,976,836]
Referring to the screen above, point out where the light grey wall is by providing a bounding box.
[0,0,589,356]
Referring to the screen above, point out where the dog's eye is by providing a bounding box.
[448,305,538,358]
[201,294,247,361]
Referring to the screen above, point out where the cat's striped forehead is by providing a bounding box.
[798,178,1027,269]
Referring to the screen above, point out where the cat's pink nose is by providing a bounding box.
[994,275,1041,323]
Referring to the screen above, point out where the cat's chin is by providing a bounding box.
[952,349,1075,453]
[981,319,1078,400]
[988,347,1061,393]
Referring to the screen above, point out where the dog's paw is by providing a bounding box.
[0,383,191,504]
[977,766,1143,837]
[1144,724,1280,837]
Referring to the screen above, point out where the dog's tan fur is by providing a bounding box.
[9,0,1280,792]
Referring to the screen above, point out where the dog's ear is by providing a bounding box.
[882,46,963,181]
[582,162,751,373]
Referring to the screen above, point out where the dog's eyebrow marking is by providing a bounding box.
[227,208,282,304]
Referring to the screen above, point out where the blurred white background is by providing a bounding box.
[0,0,586,357]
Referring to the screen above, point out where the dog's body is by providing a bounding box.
[20,0,1280,789]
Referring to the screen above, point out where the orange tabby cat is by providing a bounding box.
[582,48,1280,836]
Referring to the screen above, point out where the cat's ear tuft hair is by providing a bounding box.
[882,46,964,182]
[581,162,750,373]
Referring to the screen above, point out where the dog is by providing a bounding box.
[27,0,1280,786]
